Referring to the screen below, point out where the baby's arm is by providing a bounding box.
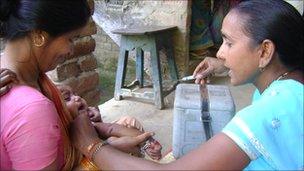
[94,122,142,139]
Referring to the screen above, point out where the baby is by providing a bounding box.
[57,84,162,160]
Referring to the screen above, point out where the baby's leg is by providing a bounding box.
[112,116,144,132]
[113,116,162,160]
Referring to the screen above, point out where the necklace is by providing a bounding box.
[276,71,289,81]
[262,71,289,93]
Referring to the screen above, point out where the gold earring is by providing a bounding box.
[34,35,45,47]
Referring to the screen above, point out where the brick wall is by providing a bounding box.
[93,26,119,63]
[47,0,101,106]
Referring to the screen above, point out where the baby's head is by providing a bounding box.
[57,84,88,115]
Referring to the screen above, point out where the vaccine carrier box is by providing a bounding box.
[172,84,235,159]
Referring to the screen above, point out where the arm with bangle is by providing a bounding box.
[86,138,162,170]
[70,113,249,170]
[94,120,163,160]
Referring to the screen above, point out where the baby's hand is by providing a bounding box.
[87,107,102,122]
[0,68,19,96]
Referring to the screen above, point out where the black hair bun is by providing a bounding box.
[0,0,16,37]
[0,0,16,22]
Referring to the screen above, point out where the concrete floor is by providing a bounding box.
[98,76,255,155]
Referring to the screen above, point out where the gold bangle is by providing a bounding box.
[90,140,109,161]
[87,140,101,157]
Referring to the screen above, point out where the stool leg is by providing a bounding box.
[166,37,179,81]
[150,40,164,109]
[136,48,144,88]
[114,48,129,100]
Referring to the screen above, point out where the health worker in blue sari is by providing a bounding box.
[69,0,303,170]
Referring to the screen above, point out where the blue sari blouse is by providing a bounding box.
[222,79,303,170]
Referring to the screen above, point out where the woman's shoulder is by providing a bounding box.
[1,85,52,104]
[258,79,303,109]
[1,85,59,131]
[252,79,303,101]
[235,79,303,126]
[0,85,56,121]
[269,79,303,95]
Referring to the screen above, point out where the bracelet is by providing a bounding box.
[90,140,109,161]
[86,140,101,157]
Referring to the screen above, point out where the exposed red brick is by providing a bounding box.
[57,62,81,81]
[68,37,96,59]
[81,88,101,106]
[80,54,98,72]
[80,18,97,37]
[66,79,79,93]
[71,72,100,95]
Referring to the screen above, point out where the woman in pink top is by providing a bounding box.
[0,0,153,170]
[0,1,91,170]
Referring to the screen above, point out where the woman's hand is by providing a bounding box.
[193,57,228,85]
[69,112,101,157]
[0,68,18,96]
[70,113,153,157]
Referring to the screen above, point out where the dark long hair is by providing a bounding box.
[0,0,90,40]
[232,0,304,72]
